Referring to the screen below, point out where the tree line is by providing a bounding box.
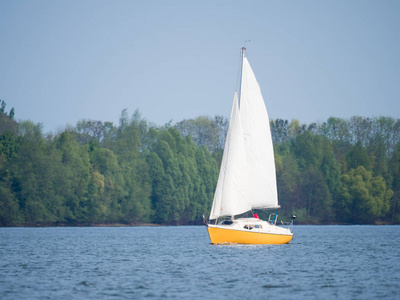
[0,102,399,226]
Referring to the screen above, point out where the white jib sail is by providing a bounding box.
[209,92,251,219]
[239,56,279,209]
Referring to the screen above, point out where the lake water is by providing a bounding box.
[1,225,399,299]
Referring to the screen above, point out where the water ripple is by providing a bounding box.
[0,225,399,299]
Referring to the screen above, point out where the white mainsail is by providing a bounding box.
[209,93,251,220]
[210,49,279,220]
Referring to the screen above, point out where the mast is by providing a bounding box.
[238,47,246,107]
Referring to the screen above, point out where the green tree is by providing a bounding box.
[275,150,300,218]
[299,167,333,223]
[110,110,153,223]
[0,178,22,225]
[0,106,18,135]
[389,144,400,223]
[175,115,228,153]
[147,151,172,223]
[0,131,19,167]
[346,142,371,170]
[339,166,392,224]
[55,131,92,223]
[11,121,63,224]
[194,145,218,219]
[90,147,125,223]
[291,131,324,170]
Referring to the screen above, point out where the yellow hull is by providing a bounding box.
[207,226,293,245]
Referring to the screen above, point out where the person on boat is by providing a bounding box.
[253,214,259,219]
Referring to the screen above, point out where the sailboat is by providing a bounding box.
[204,48,294,244]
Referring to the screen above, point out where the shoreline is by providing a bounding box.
[1,221,397,228]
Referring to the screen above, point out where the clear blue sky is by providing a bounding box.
[1,0,399,133]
